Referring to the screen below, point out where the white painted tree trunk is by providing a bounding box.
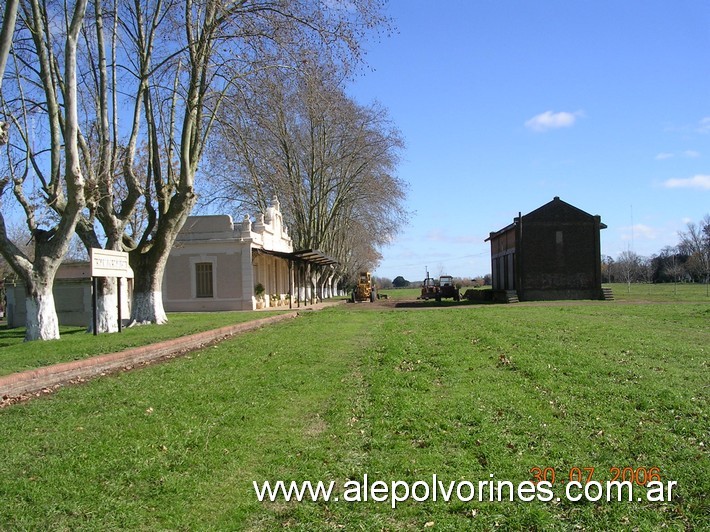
[315,267,326,302]
[304,264,313,303]
[130,258,168,325]
[326,271,335,299]
[314,270,322,300]
[317,270,327,300]
[89,277,119,333]
[24,283,60,341]
[131,289,167,325]
[318,271,328,300]
[311,270,320,302]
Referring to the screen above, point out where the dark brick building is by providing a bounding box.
[485,197,607,301]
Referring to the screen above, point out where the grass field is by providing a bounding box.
[607,282,710,302]
[0,294,707,529]
[0,311,287,377]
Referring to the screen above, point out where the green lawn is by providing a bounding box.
[0,301,707,529]
[380,286,425,300]
[0,311,287,377]
[607,282,710,302]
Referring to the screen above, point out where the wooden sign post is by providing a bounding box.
[90,249,133,335]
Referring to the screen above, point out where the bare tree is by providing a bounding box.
[677,214,710,295]
[374,276,392,289]
[56,0,391,325]
[206,63,407,289]
[639,255,655,295]
[11,0,390,329]
[128,0,392,323]
[664,261,686,295]
[601,255,614,283]
[653,246,685,294]
[2,0,391,333]
[0,0,88,340]
[615,250,641,293]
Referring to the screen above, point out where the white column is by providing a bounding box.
[242,246,256,310]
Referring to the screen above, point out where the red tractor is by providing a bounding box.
[420,275,438,300]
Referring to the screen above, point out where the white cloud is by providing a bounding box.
[655,150,700,160]
[662,174,710,190]
[525,110,583,132]
[634,224,657,239]
[620,224,658,242]
[698,117,710,134]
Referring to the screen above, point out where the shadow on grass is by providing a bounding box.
[0,324,86,347]
[60,328,88,336]
[0,326,26,348]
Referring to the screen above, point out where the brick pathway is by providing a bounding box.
[0,300,343,406]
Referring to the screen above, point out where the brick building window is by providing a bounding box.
[195,262,214,298]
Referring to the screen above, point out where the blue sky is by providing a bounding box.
[348,0,710,282]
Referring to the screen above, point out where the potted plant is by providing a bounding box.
[254,283,265,309]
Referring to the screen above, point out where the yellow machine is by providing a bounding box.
[420,275,438,300]
[352,271,376,302]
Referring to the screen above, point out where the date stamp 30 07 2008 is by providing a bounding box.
[529,466,677,502]
[530,466,663,486]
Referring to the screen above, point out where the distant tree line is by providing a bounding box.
[604,215,710,291]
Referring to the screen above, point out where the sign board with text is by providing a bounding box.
[90,248,133,278]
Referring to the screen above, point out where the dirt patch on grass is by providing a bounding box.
[303,415,328,437]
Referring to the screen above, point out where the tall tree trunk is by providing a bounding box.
[90,277,119,333]
[129,252,168,325]
[0,0,88,341]
[129,189,196,324]
[23,274,60,341]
